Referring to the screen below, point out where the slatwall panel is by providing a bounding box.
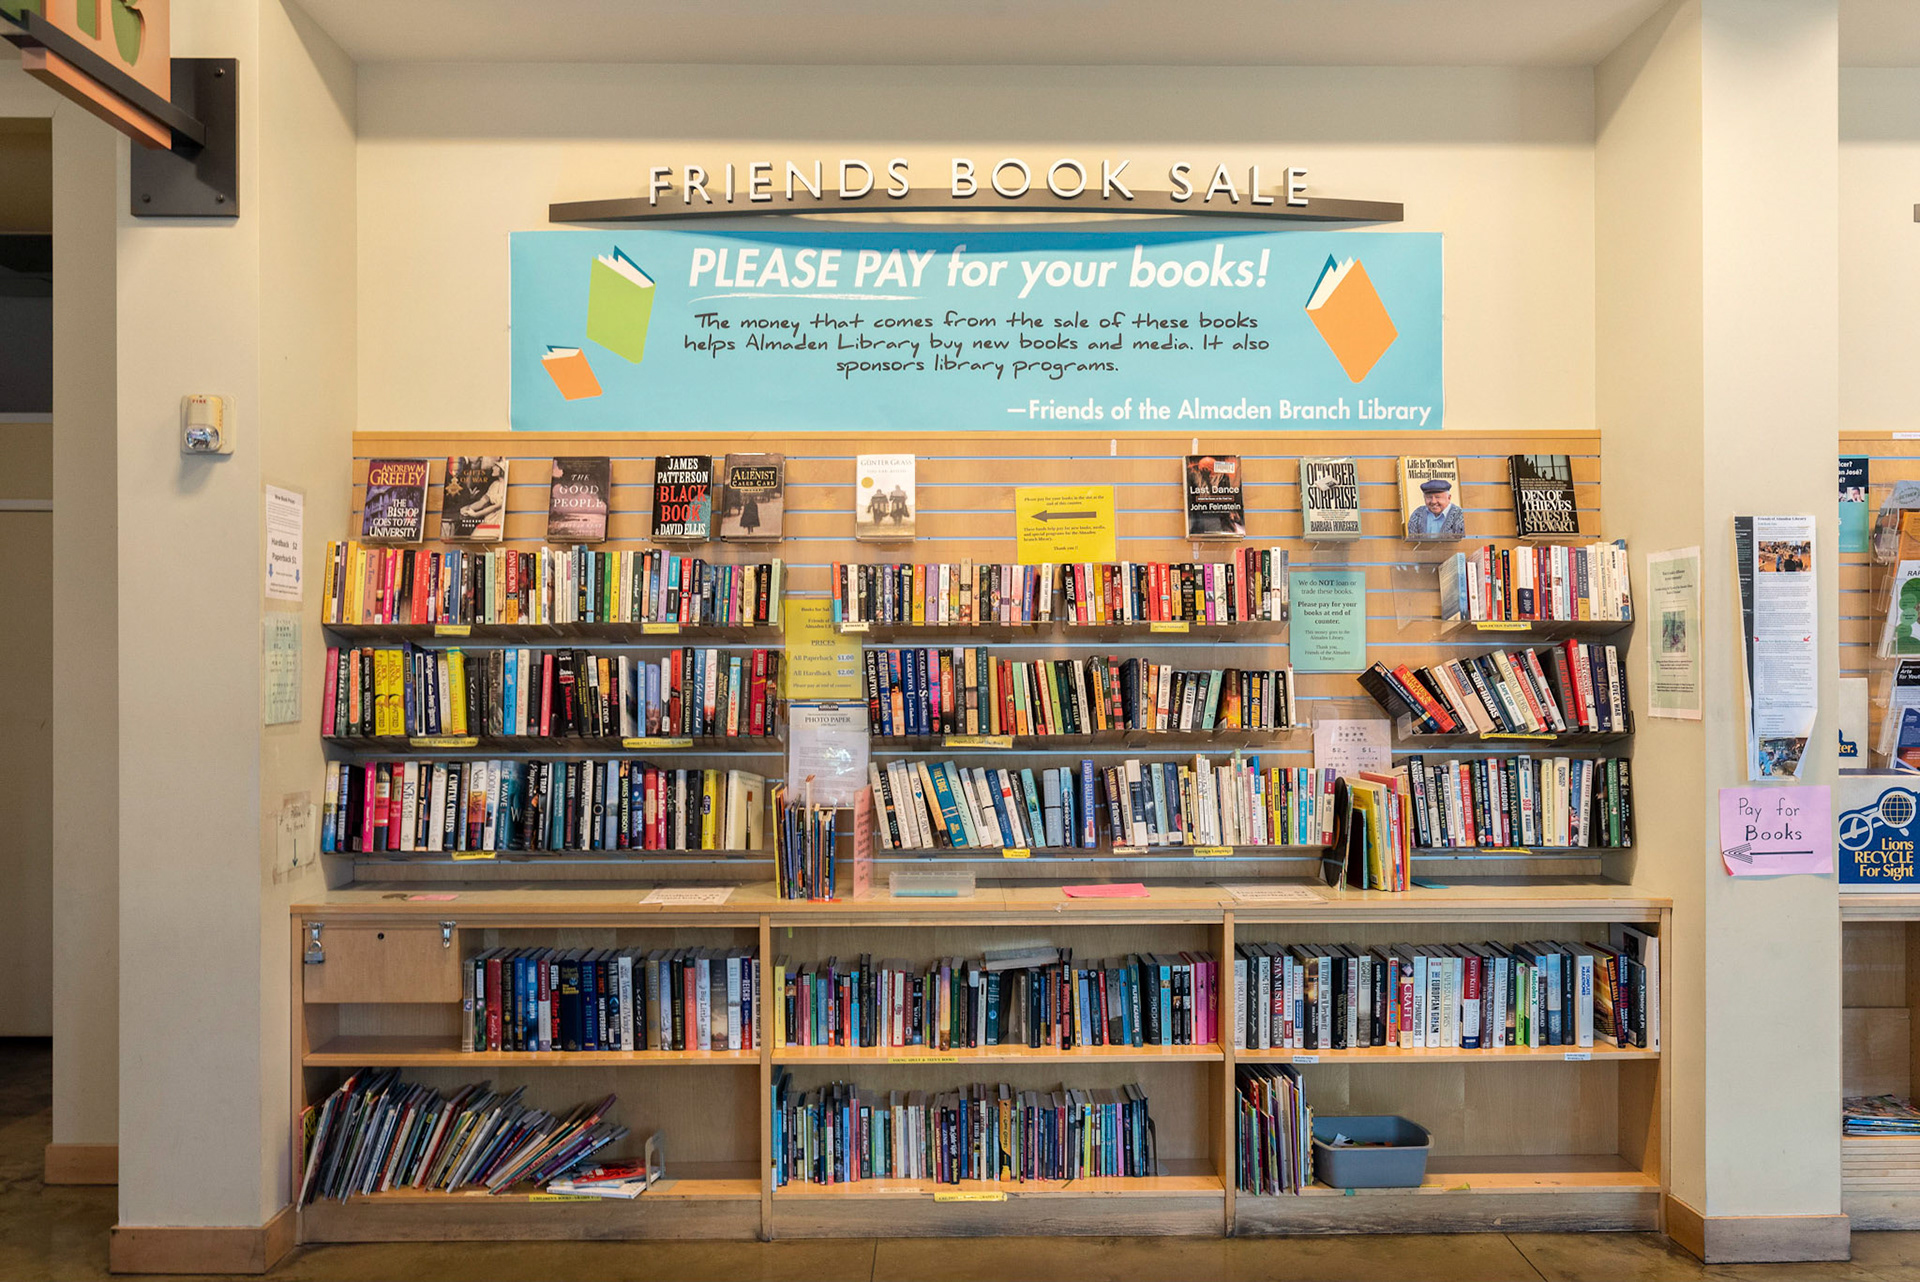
[341,429,1616,883]
[1841,433,1917,756]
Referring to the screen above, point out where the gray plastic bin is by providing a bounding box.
[1310,1115,1431,1189]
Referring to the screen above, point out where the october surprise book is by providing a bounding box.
[547,457,612,543]
[1183,454,1246,540]
[440,456,508,542]
[1299,457,1361,541]
[361,458,431,543]
[652,456,713,542]
[1509,454,1580,539]
[717,452,785,541]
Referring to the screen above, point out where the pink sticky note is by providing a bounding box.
[1062,883,1150,899]
[1718,786,1831,876]
[405,892,460,902]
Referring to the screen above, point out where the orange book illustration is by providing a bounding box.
[1305,256,1398,383]
[541,346,603,400]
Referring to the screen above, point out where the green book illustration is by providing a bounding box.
[586,248,656,363]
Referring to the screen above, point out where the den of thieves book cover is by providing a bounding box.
[1182,454,1246,540]
[440,456,508,542]
[1299,457,1361,540]
[652,455,713,541]
[547,457,612,543]
[361,458,431,542]
[717,453,784,541]
[1508,454,1580,538]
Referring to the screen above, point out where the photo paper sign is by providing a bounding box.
[511,228,1442,432]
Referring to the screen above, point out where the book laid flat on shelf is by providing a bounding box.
[1508,454,1580,539]
[855,453,916,540]
[1231,934,1655,1053]
[465,947,760,1053]
[1398,455,1464,541]
[1183,454,1246,539]
[1356,640,1629,737]
[651,455,713,541]
[771,1072,1155,1184]
[440,456,508,542]
[548,457,612,543]
[299,1072,625,1203]
[861,648,1295,739]
[322,644,782,741]
[1299,457,1361,540]
[361,458,431,543]
[716,452,784,541]
[322,543,784,628]
[1400,753,1634,849]
[1439,542,1631,623]
[319,758,766,855]
[865,754,1338,854]
[830,552,1287,627]
[586,247,656,364]
[771,950,1218,1050]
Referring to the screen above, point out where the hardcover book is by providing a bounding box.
[856,453,916,541]
[547,457,612,544]
[440,456,509,542]
[1182,454,1246,540]
[652,455,714,542]
[1508,454,1580,539]
[717,452,785,541]
[1299,457,1361,541]
[361,458,431,542]
[1398,455,1465,541]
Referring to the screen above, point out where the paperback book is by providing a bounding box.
[1398,455,1464,541]
[440,456,508,542]
[652,455,713,542]
[547,457,612,544]
[361,458,431,543]
[716,452,785,541]
[1299,457,1361,541]
[1508,454,1580,539]
[855,453,916,540]
[1182,454,1246,539]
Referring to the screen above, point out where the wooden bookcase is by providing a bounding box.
[290,883,1670,1241]
[1841,897,1920,1228]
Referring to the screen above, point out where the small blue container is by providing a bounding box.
[1310,1115,1431,1189]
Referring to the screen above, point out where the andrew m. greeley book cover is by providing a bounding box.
[547,456,612,543]
[362,458,431,542]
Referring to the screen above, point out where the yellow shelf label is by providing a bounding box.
[527,1193,600,1202]
[1471,621,1531,632]
[642,622,680,635]
[947,735,1014,749]
[411,736,479,749]
[622,737,695,750]
[1002,848,1031,860]
[1483,732,1556,741]
[888,1055,959,1064]
[1479,847,1531,855]
[1111,845,1146,856]
[1149,620,1190,634]
[451,850,497,861]
[1191,846,1232,859]
[433,623,472,637]
[934,1190,1007,1203]
[839,622,871,634]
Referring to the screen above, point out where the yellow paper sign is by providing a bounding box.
[888,1055,960,1064]
[934,1190,1007,1202]
[1191,846,1232,858]
[1484,732,1555,741]
[528,1193,599,1202]
[450,850,497,861]
[1015,486,1117,565]
[948,735,1014,749]
[433,623,472,637]
[642,621,681,635]
[622,737,695,750]
[1149,621,1190,634]
[1002,848,1031,859]
[412,736,479,749]
[782,599,864,700]
[1471,621,1531,633]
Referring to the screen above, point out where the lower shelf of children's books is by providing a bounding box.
[1234,1044,1657,1064]
[770,1043,1224,1066]
[303,1035,761,1067]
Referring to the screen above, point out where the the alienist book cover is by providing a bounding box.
[717,452,784,542]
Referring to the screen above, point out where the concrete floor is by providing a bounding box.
[4,1039,1918,1281]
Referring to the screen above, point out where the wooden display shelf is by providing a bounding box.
[325,622,782,643]
[1413,845,1629,856]
[1444,618,1634,638]
[304,1034,760,1067]
[324,734,782,754]
[343,850,766,868]
[773,1158,1220,1199]
[837,621,1282,641]
[771,1042,1223,1066]
[1237,1156,1660,1234]
[1397,727,1631,749]
[867,728,1304,752]
[876,844,1320,862]
[1235,1043,1656,1064]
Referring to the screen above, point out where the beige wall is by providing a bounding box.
[0,421,51,1038]
[0,117,50,233]
[1841,66,1920,432]
[354,63,1596,435]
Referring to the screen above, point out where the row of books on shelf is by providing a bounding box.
[1359,640,1628,738]
[1402,754,1634,850]
[1844,1096,1920,1137]
[1233,924,1660,1052]
[864,649,1298,741]
[774,786,838,901]
[830,551,1291,629]
[323,542,786,629]
[1236,1064,1311,1195]
[867,756,1334,854]
[299,1070,625,1203]
[773,949,1216,1051]
[1439,541,1631,624]
[770,1074,1156,1186]
[322,644,782,743]
[320,759,766,855]
[464,947,759,1053]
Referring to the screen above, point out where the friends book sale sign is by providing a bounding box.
[509,228,1442,433]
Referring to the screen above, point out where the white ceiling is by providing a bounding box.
[295,0,1920,69]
